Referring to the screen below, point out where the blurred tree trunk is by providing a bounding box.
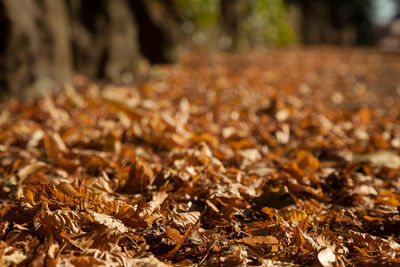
[0,0,72,98]
[220,0,251,50]
[0,0,182,99]
[286,0,374,46]
[68,0,141,82]
[130,0,182,63]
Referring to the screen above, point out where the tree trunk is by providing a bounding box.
[0,0,182,99]
[68,0,141,83]
[220,0,251,50]
[286,0,374,46]
[0,0,72,98]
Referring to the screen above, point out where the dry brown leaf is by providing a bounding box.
[164,228,184,244]
[70,229,122,251]
[123,158,154,193]
[17,162,49,182]
[349,230,400,252]
[237,235,279,251]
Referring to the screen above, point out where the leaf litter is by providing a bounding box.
[1,47,400,265]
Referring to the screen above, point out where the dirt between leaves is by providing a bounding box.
[1,47,400,266]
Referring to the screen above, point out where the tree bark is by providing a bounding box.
[0,0,182,99]
[220,0,251,50]
[68,0,141,82]
[286,0,374,45]
[0,0,72,98]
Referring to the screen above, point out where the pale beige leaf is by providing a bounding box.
[318,247,336,267]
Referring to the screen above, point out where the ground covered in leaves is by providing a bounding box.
[1,47,400,266]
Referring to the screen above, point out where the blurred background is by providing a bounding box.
[1,0,400,98]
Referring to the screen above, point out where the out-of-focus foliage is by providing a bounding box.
[174,0,220,28]
[174,0,295,48]
[241,0,295,46]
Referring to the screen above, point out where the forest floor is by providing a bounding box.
[1,47,400,266]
